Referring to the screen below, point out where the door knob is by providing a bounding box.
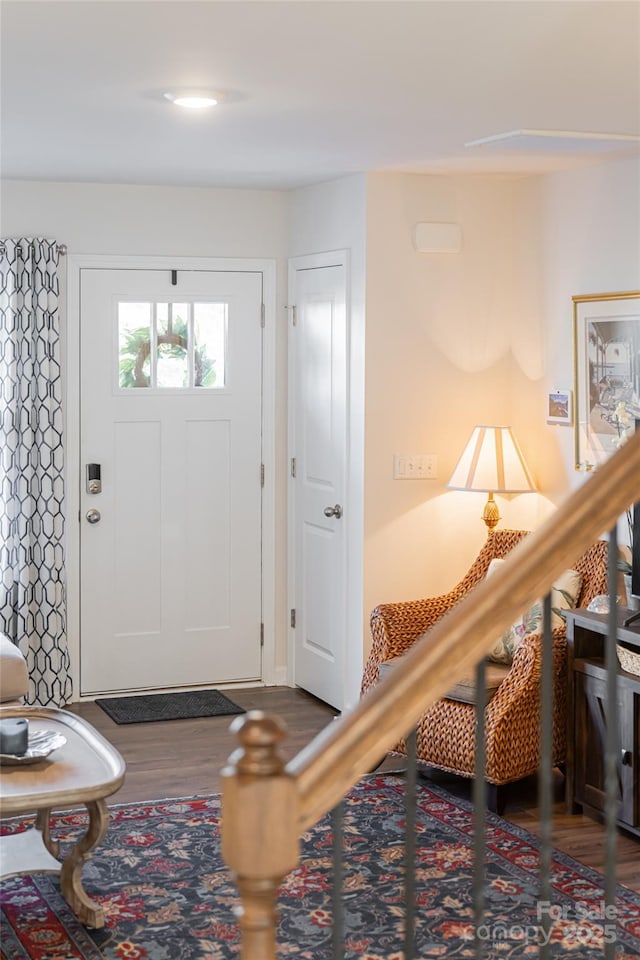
[621,749,633,767]
[86,509,101,524]
[323,504,343,519]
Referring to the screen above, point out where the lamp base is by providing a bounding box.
[482,492,500,532]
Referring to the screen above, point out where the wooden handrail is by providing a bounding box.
[289,429,640,830]
[222,430,640,957]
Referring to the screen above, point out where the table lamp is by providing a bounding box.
[447,425,537,532]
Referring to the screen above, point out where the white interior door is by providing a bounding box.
[290,258,347,710]
[79,267,263,695]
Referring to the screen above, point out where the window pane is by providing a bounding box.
[194,302,226,388]
[118,300,227,390]
[119,302,151,388]
[157,302,189,388]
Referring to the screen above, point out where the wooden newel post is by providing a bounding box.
[221,711,299,960]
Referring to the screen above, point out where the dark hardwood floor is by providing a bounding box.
[69,686,639,893]
[69,686,338,805]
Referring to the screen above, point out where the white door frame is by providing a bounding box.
[66,254,277,700]
[287,249,351,707]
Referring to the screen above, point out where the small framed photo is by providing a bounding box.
[547,389,573,425]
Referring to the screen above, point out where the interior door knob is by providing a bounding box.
[86,509,101,524]
[621,749,633,767]
[323,504,343,519]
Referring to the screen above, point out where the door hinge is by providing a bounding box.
[292,304,297,326]
[260,623,264,647]
[260,463,265,487]
[290,608,296,628]
[260,302,265,327]
[291,457,296,478]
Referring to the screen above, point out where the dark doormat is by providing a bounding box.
[95,689,246,724]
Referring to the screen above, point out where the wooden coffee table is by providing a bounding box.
[0,705,126,928]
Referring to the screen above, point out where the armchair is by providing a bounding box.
[0,633,28,705]
[361,530,609,812]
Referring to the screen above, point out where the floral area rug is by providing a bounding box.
[1,775,640,959]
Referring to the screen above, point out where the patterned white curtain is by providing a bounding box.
[0,238,71,705]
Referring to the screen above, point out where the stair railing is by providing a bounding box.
[221,429,640,960]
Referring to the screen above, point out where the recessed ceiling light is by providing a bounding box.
[164,92,222,110]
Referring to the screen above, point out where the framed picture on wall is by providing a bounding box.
[547,389,572,425]
[573,290,640,470]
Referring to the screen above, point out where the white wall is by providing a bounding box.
[361,158,640,662]
[362,174,544,647]
[288,174,367,707]
[511,155,640,507]
[0,180,287,258]
[0,179,291,685]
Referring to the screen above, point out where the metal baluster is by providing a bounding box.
[605,525,619,960]
[405,728,417,960]
[331,800,345,960]
[538,593,553,957]
[473,658,487,959]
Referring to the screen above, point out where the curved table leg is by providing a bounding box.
[35,808,59,858]
[59,799,110,928]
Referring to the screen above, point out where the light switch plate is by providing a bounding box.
[394,454,437,479]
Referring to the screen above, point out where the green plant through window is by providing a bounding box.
[118,302,225,389]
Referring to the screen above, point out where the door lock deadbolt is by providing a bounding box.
[86,463,102,495]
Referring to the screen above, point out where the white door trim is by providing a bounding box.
[66,254,277,700]
[287,249,350,702]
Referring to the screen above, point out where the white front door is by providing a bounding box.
[289,256,347,710]
[79,267,263,695]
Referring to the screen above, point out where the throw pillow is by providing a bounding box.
[484,560,582,665]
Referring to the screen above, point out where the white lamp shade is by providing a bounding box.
[447,425,536,493]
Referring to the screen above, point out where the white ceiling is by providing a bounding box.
[2,0,639,190]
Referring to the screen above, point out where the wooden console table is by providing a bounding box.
[565,608,640,838]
